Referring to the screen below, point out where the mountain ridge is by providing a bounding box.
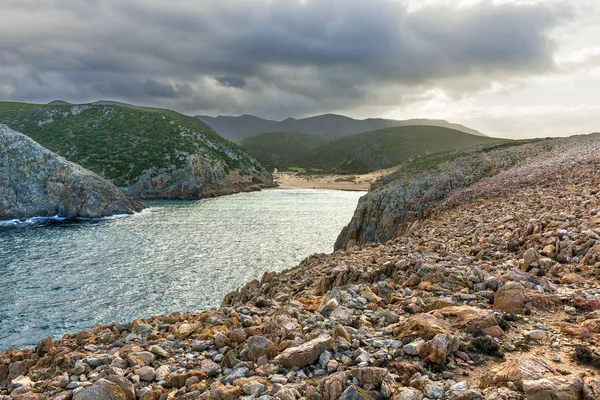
[196,112,486,140]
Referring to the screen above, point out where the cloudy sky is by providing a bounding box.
[1,0,598,138]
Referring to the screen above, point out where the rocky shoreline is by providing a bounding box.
[3,135,600,399]
[121,158,274,201]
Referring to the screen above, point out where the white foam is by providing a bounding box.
[0,215,67,227]
[133,208,152,217]
[75,213,131,221]
[0,212,138,227]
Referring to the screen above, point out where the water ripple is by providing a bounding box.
[0,189,363,350]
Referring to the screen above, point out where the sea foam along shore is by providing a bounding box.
[0,213,136,227]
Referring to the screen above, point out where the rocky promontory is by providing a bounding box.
[335,134,600,250]
[0,124,142,220]
[3,132,600,400]
[0,102,273,200]
[123,154,272,200]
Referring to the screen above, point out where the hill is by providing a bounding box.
[0,102,272,199]
[335,133,592,249]
[196,113,486,140]
[48,100,135,107]
[47,100,72,105]
[239,132,340,171]
[240,126,505,174]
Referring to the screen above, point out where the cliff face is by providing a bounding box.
[124,153,271,200]
[0,103,273,200]
[335,134,600,250]
[0,124,142,220]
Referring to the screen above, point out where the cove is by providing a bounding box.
[0,189,364,350]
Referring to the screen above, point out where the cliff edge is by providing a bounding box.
[335,134,600,250]
[0,124,142,220]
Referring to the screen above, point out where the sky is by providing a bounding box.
[1,0,598,139]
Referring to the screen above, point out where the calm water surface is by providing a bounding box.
[0,189,364,350]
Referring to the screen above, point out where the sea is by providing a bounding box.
[0,189,364,350]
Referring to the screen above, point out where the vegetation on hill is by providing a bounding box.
[197,113,486,140]
[0,102,268,191]
[238,132,340,171]
[241,126,506,174]
[373,138,541,188]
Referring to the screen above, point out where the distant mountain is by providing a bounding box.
[0,102,272,199]
[48,99,135,107]
[47,100,72,105]
[240,126,506,174]
[196,113,486,140]
[91,100,135,107]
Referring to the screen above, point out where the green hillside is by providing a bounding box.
[239,132,340,170]
[240,126,507,174]
[0,102,268,190]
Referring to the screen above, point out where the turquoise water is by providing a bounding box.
[0,189,364,350]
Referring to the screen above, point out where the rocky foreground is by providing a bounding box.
[0,124,142,220]
[3,134,600,399]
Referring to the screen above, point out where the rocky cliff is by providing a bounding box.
[335,134,600,250]
[124,155,270,200]
[0,102,273,200]
[4,131,600,400]
[0,124,142,220]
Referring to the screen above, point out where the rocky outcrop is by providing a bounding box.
[123,153,272,200]
[335,134,600,249]
[493,282,526,314]
[274,334,333,368]
[480,358,556,390]
[0,124,142,220]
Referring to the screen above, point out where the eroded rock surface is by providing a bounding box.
[0,124,142,220]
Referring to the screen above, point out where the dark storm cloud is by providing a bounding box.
[91,78,193,99]
[217,77,247,89]
[0,0,569,117]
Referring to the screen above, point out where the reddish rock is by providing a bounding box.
[396,314,451,341]
[493,282,526,314]
[480,357,556,391]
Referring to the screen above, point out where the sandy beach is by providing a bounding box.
[272,168,396,191]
